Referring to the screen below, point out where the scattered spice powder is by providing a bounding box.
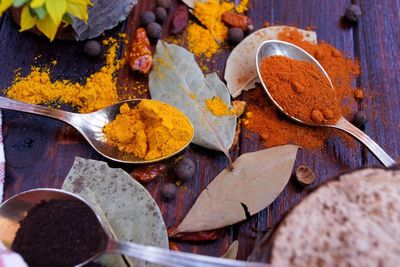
[260,55,341,124]
[12,199,106,267]
[205,96,235,116]
[103,100,193,160]
[187,23,220,58]
[186,0,249,58]
[6,37,123,113]
[243,27,360,149]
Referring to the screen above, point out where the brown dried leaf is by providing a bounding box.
[171,5,189,34]
[171,145,298,235]
[131,163,167,183]
[221,240,239,259]
[168,227,225,241]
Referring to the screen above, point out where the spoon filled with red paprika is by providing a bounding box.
[256,40,395,167]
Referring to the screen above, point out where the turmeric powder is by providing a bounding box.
[103,100,194,160]
[205,96,235,116]
[6,37,123,113]
[187,0,249,58]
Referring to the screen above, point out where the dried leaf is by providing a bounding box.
[62,157,168,267]
[225,26,317,98]
[180,0,204,9]
[221,240,239,259]
[168,227,225,242]
[149,41,236,160]
[171,145,298,235]
[72,0,137,40]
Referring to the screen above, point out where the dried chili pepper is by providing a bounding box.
[131,163,167,183]
[171,5,188,34]
[222,11,253,31]
[128,28,153,74]
[168,227,225,241]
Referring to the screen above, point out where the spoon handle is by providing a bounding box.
[0,96,79,125]
[335,117,396,167]
[106,239,272,267]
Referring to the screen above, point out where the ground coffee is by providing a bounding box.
[12,199,106,267]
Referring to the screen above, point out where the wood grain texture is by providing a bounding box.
[0,0,397,262]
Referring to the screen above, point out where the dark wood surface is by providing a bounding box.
[1,0,399,262]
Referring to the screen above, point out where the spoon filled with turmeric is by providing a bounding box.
[0,97,194,164]
[256,40,395,167]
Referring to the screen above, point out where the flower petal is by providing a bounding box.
[20,6,37,31]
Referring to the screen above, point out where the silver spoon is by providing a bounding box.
[256,40,395,167]
[0,97,193,164]
[0,188,271,267]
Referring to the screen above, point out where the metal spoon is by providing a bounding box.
[256,40,395,167]
[0,188,271,267]
[0,97,193,164]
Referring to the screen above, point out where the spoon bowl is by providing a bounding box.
[0,188,270,267]
[256,40,395,167]
[0,98,194,164]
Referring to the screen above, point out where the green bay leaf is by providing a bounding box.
[149,41,236,160]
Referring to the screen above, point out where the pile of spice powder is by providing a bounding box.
[260,55,341,125]
[12,199,106,267]
[103,100,193,160]
[5,37,123,113]
[187,0,248,58]
[243,27,359,149]
[205,96,235,116]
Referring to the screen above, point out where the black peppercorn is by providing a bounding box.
[161,183,178,201]
[141,11,156,25]
[146,22,162,39]
[344,4,362,22]
[353,110,367,129]
[156,0,172,9]
[155,7,168,23]
[84,40,102,57]
[228,27,244,44]
[175,157,195,181]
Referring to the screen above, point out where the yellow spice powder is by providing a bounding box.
[205,96,235,116]
[235,0,249,13]
[187,23,219,58]
[6,37,123,113]
[193,0,233,43]
[103,100,194,160]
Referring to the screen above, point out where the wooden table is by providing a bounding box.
[1,0,399,262]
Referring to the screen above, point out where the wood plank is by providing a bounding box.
[354,0,400,165]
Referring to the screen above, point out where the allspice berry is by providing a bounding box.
[175,157,195,181]
[353,110,367,129]
[146,22,162,39]
[295,165,315,186]
[141,11,156,25]
[84,40,102,57]
[155,7,168,23]
[228,27,244,44]
[161,183,178,201]
[344,4,362,22]
[157,0,172,9]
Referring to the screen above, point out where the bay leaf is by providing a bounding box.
[149,41,236,160]
[170,145,298,235]
[181,0,204,9]
[221,240,239,259]
[62,157,168,267]
[224,26,317,98]
[72,0,137,40]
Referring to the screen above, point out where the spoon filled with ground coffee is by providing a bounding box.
[0,188,270,267]
[256,40,395,167]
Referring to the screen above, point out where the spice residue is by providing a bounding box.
[12,199,106,267]
[260,55,341,124]
[6,37,123,113]
[187,23,220,58]
[205,96,235,116]
[103,100,193,160]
